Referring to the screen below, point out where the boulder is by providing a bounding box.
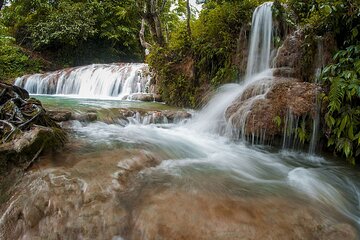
[48,110,72,122]
[163,110,192,122]
[226,79,320,138]
[0,125,66,176]
[70,112,98,122]
[274,30,303,71]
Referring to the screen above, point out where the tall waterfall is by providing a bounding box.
[15,63,151,99]
[246,2,273,79]
[191,2,274,136]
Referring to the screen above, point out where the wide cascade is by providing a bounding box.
[15,63,150,99]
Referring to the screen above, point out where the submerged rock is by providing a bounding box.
[124,93,162,102]
[47,110,72,122]
[48,108,191,125]
[0,145,356,240]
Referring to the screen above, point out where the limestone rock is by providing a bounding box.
[226,79,320,138]
[48,110,72,122]
[125,93,162,102]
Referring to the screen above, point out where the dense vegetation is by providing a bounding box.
[0,0,145,82]
[0,22,42,82]
[283,0,360,162]
[148,0,265,107]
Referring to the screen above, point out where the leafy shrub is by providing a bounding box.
[0,24,42,82]
[322,45,360,163]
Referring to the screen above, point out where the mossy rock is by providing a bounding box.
[0,126,66,177]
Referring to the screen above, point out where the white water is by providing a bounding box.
[68,120,360,227]
[191,2,274,142]
[246,2,273,79]
[14,63,151,99]
[309,38,325,154]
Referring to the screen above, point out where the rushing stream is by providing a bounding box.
[1,2,360,239]
[1,97,360,239]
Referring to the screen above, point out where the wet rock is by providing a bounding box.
[273,67,298,78]
[48,110,72,122]
[226,79,320,138]
[320,223,358,240]
[126,93,162,102]
[163,110,192,122]
[71,112,98,122]
[274,30,337,81]
[128,189,357,240]
[274,30,303,72]
[23,204,44,228]
[0,126,66,174]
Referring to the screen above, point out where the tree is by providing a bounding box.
[136,0,168,47]
[186,0,191,37]
[1,0,144,65]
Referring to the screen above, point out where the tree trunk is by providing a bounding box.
[139,19,152,50]
[0,0,4,11]
[139,0,166,47]
[186,0,192,37]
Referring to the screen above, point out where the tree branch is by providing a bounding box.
[139,19,152,50]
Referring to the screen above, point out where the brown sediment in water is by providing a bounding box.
[0,144,358,240]
[126,188,357,240]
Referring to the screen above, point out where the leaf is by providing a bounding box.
[339,115,348,134]
[343,140,352,158]
[323,5,332,15]
[348,124,355,140]
[352,28,359,39]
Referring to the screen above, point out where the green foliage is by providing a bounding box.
[1,0,143,66]
[28,2,97,49]
[285,0,360,47]
[322,45,360,163]
[0,23,42,82]
[148,0,263,107]
[273,116,282,128]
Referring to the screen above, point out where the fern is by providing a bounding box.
[322,44,360,163]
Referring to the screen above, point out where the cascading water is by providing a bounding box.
[246,1,273,79]
[309,38,325,154]
[191,2,274,141]
[14,63,151,99]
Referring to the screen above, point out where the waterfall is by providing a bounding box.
[246,2,273,79]
[191,2,274,138]
[14,63,151,99]
[309,38,325,154]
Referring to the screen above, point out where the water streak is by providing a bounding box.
[246,2,273,79]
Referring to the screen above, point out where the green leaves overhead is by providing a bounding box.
[1,0,143,65]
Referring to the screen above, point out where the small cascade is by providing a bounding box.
[309,38,325,154]
[282,109,306,150]
[14,63,151,99]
